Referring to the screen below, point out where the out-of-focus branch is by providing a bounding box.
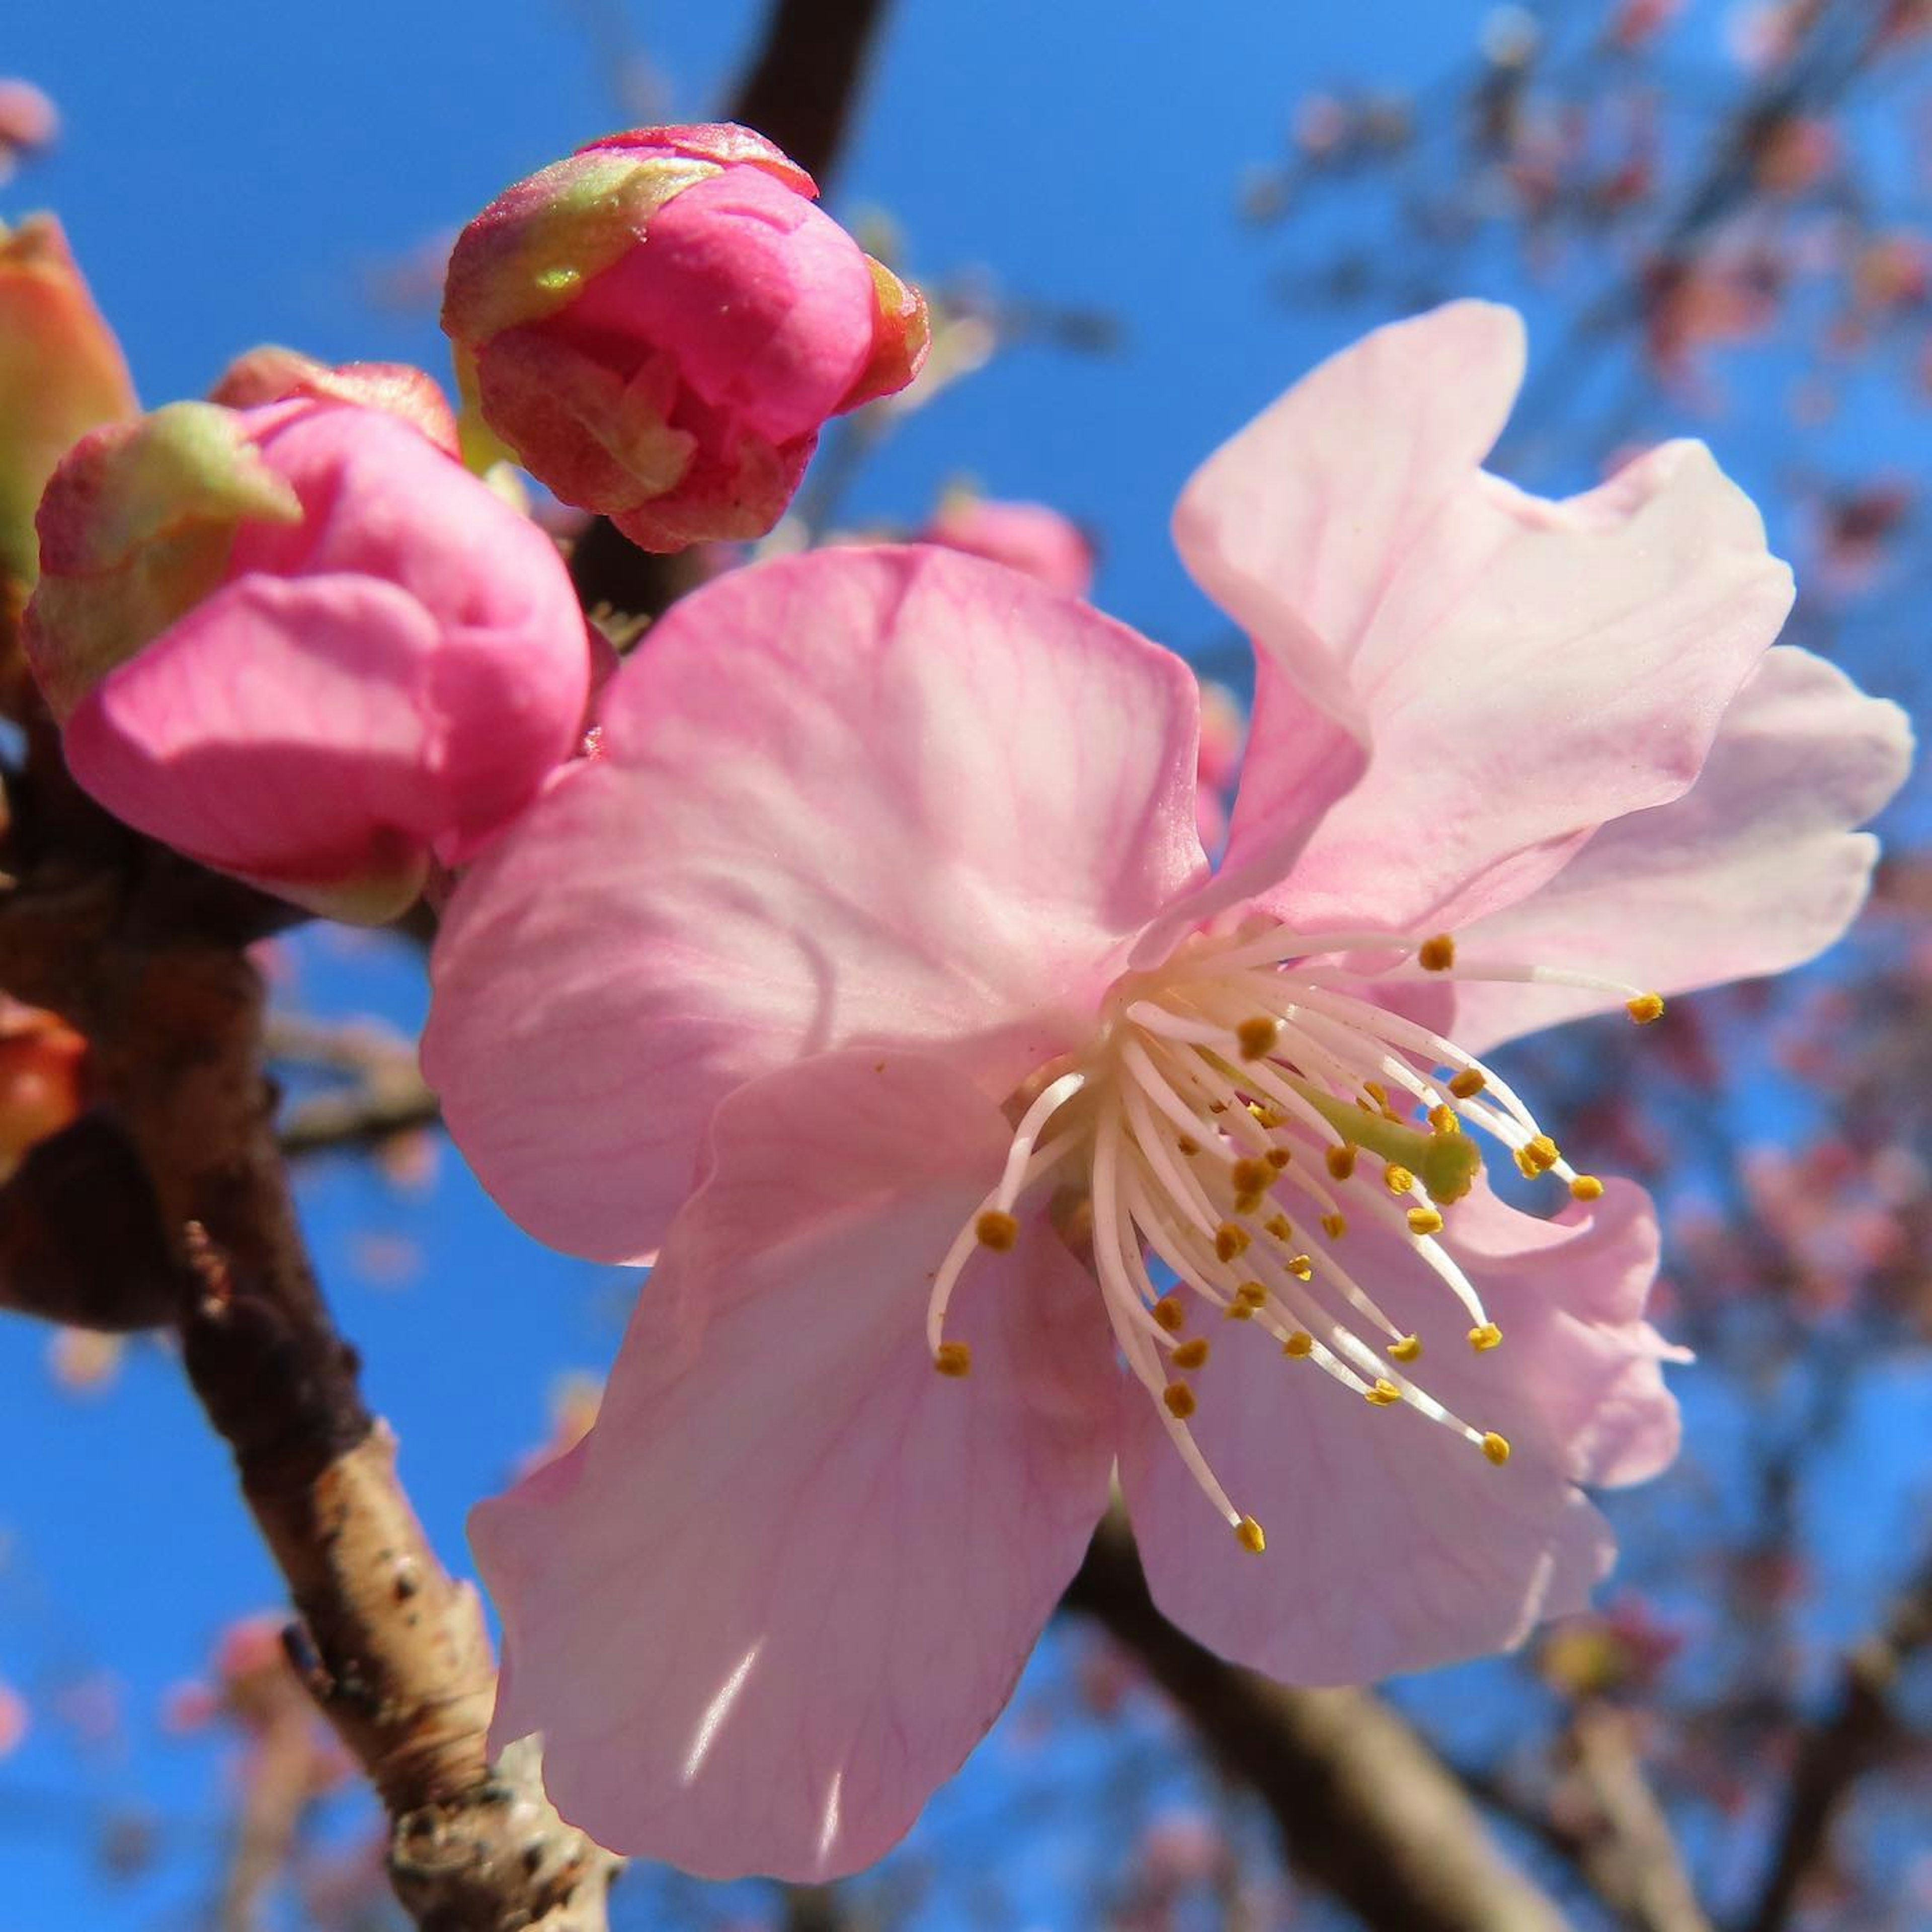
[268,1015,440,1156]
[1063,1511,1574,1932]
[1739,1545,1932,1932]
[0,1112,178,1329]
[1551,1706,1711,1932]
[728,0,892,185]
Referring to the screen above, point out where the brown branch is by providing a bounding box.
[1552,1705,1711,1932]
[1739,1545,1932,1932]
[728,0,893,186]
[1063,1511,1575,1932]
[0,798,616,1925]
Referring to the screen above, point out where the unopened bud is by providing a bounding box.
[26,393,591,921]
[443,122,929,552]
[0,216,136,601]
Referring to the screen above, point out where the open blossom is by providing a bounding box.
[424,302,1910,1878]
[26,390,590,921]
[443,123,928,552]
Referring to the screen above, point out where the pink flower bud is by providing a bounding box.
[0,216,136,598]
[443,123,929,552]
[26,397,591,921]
[919,494,1095,597]
[208,346,460,455]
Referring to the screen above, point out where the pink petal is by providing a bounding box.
[1120,1176,1675,1684]
[1162,303,1524,946]
[1172,303,1795,936]
[63,573,450,910]
[424,544,1206,1263]
[1446,645,1913,1055]
[473,1051,1119,1880]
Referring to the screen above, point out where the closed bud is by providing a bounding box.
[208,346,460,455]
[443,122,929,552]
[26,394,591,922]
[0,216,136,603]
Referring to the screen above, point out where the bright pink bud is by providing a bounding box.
[443,123,929,552]
[919,494,1095,598]
[26,397,591,921]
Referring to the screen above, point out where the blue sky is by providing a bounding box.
[4,3,1929,1925]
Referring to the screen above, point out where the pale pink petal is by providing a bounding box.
[1121,1176,1674,1683]
[474,1052,1119,1880]
[63,574,448,901]
[425,544,1206,1263]
[1171,303,1795,937]
[1158,303,1524,950]
[1446,645,1913,1055]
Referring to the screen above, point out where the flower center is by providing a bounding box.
[928,920,1664,1555]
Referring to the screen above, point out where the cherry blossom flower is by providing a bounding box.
[423,302,1910,1878]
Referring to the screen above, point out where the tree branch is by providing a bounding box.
[1063,1511,1574,1932]
[728,0,892,186]
[1739,1544,1932,1932]
[0,807,616,1926]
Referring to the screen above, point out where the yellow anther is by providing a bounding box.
[1448,1068,1487,1099]
[1235,1191,1266,1217]
[1418,933,1456,972]
[1626,992,1665,1025]
[1385,1164,1416,1194]
[1363,1080,1389,1105]
[1266,1146,1292,1170]
[1428,1104,1461,1136]
[1325,1145,1357,1181]
[1282,1330,1314,1358]
[976,1210,1020,1251]
[1235,1281,1268,1310]
[933,1341,972,1378]
[1231,1156,1272,1196]
[1287,1254,1314,1280]
[1215,1223,1250,1262]
[1236,1016,1279,1060]
[1235,1515,1267,1554]
[1173,1337,1210,1370]
[1468,1322,1504,1352]
[1365,1378,1403,1407]
[1388,1333,1422,1363]
[1569,1174,1605,1202]
[1151,1295,1186,1334]
[1481,1431,1511,1466]
[1162,1383,1198,1419]
[1176,1135,1200,1156]
[1264,1212,1293,1242]
[1248,1103,1286,1129]
[1406,1206,1445,1237]
[1514,1134,1560,1178]
[1224,1301,1256,1321]
[1321,1212,1348,1240]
